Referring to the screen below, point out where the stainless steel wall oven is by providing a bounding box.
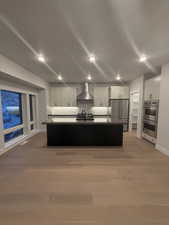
[143,100,159,142]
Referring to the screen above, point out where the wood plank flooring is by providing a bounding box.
[0,132,169,225]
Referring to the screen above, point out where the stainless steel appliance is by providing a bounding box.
[110,99,129,132]
[143,100,159,143]
[77,82,94,120]
[144,100,158,121]
[77,82,93,102]
[76,110,94,121]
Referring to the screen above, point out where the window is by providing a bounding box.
[29,95,34,122]
[1,90,24,143]
[30,124,34,130]
[4,128,23,143]
[29,94,36,131]
[1,90,23,129]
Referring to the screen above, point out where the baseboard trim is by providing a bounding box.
[156,144,169,157]
[0,129,42,157]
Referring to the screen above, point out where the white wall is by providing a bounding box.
[156,63,169,156]
[0,54,48,89]
[0,54,49,124]
[38,90,48,130]
[0,76,39,94]
[129,76,144,138]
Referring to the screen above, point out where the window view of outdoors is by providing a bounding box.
[4,129,23,143]
[1,90,23,129]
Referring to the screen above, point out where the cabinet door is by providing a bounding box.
[63,87,77,106]
[144,77,160,100]
[50,87,63,106]
[110,86,129,99]
[94,87,109,107]
[50,87,77,106]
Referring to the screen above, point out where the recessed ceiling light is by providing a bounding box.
[58,74,63,81]
[154,76,161,82]
[139,55,147,63]
[37,54,45,63]
[116,74,121,81]
[89,54,96,63]
[87,74,92,81]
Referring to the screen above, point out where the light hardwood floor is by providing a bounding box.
[0,132,169,225]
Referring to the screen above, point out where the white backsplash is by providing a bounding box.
[48,106,111,115]
[91,107,111,115]
[50,117,108,123]
[48,107,78,115]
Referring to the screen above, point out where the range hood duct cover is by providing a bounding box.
[77,82,93,102]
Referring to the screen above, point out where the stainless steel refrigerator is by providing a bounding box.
[110,99,129,132]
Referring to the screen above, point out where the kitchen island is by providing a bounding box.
[43,120,123,146]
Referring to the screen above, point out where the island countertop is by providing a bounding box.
[42,119,123,125]
[43,119,123,146]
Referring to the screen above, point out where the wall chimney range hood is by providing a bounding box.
[77,82,93,102]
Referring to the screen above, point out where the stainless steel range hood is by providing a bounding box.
[77,82,93,102]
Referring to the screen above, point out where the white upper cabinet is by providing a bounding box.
[94,86,109,107]
[50,87,77,106]
[50,85,130,107]
[110,86,129,99]
[144,76,161,100]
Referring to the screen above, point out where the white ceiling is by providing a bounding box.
[0,0,169,83]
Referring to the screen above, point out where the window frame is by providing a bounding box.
[29,94,37,131]
[0,86,39,150]
[0,90,24,143]
[1,90,23,130]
